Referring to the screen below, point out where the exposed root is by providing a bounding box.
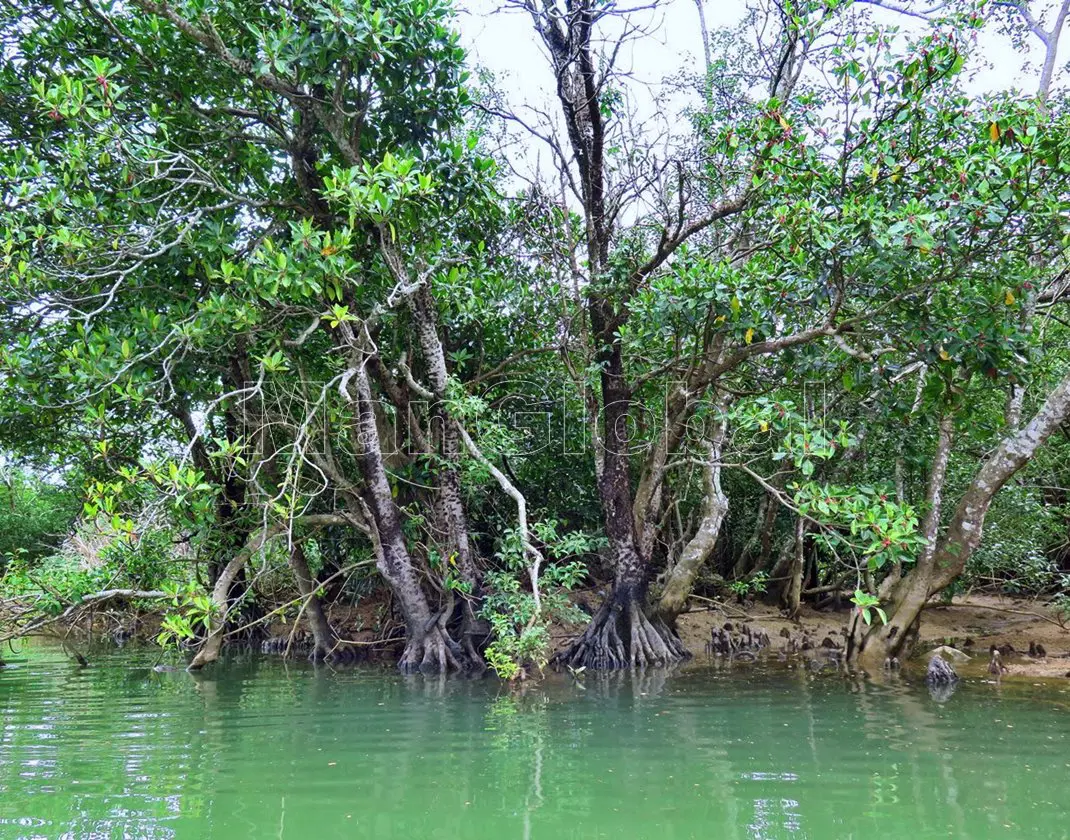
[554,596,690,669]
[396,592,486,674]
[398,624,471,674]
[458,601,487,666]
[315,643,364,666]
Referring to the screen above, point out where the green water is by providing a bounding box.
[2,646,1069,839]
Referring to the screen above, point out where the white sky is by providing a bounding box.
[455,0,1061,115]
[450,0,1065,208]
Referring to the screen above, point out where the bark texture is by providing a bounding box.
[348,360,471,672]
[407,283,483,662]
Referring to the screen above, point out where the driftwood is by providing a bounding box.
[0,589,169,645]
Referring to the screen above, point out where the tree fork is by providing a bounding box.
[343,348,476,673]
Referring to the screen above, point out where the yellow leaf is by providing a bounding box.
[988,121,1000,143]
[869,166,879,184]
[320,245,338,257]
[1004,289,1015,305]
[939,348,950,361]
[778,114,790,131]
[745,327,754,345]
[890,166,902,183]
[759,420,769,432]
[714,314,726,324]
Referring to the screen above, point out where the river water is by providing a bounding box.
[1,644,1068,838]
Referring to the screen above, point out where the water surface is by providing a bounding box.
[2,645,1069,838]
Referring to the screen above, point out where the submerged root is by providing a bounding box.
[260,631,363,666]
[313,643,364,666]
[554,597,690,670]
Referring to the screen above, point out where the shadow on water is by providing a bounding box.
[2,643,1070,838]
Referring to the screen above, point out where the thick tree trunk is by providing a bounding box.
[555,569,689,669]
[656,422,729,622]
[408,284,483,662]
[347,358,472,672]
[555,339,688,668]
[852,371,1070,670]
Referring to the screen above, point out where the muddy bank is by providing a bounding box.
[28,588,1070,680]
[663,593,1070,680]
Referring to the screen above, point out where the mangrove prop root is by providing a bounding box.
[398,624,471,674]
[705,622,772,659]
[554,597,690,669]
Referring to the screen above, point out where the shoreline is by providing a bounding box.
[669,593,1070,680]
[12,592,1069,681]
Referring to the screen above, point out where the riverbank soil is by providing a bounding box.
[662,593,1070,679]
[246,590,1070,678]
[65,588,1069,679]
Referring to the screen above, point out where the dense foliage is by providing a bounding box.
[1,0,1068,675]
[0,469,77,568]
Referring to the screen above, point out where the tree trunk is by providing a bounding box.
[188,524,280,670]
[347,359,471,673]
[735,474,785,578]
[656,421,729,622]
[554,339,689,668]
[408,283,483,662]
[554,566,690,669]
[289,542,339,662]
[782,517,806,617]
[853,371,1070,670]
[732,493,769,578]
[187,514,352,670]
